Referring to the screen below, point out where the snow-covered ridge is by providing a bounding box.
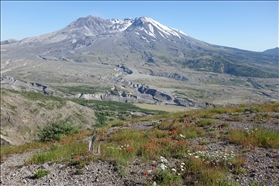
[107,16,187,38]
[136,17,187,38]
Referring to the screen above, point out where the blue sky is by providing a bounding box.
[1,1,278,52]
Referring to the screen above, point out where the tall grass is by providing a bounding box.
[26,131,93,165]
[228,127,279,149]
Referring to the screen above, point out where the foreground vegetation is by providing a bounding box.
[1,101,279,185]
[71,98,166,127]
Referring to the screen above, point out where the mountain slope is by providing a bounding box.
[1,16,277,78]
[262,47,279,55]
[0,89,96,145]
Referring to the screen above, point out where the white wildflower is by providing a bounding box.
[160,163,167,170]
[180,134,185,138]
[160,156,168,163]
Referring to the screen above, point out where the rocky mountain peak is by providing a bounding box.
[65,16,111,36]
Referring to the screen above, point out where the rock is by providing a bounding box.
[41,163,49,170]
[266,153,271,158]
[249,173,256,177]
[22,179,27,184]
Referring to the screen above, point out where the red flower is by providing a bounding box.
[75,155,80,160]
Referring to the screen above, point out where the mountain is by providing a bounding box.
[262,47,279,55]
[1,16,277,78]
[1,16,278,106]
[0,38,18,45]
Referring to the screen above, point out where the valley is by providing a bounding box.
[1,15,278,186]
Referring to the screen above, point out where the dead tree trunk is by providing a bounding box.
[88,128,100,155]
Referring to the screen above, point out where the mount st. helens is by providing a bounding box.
[1,16,278,107]
[1,16,279,186]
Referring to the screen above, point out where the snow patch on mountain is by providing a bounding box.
[139,17,186,39]
[144,29,156,38]
[141,36,150,43]
[83,25,94,36]
[146,24,156,38]
[109,18,133,32]
[158,31,167,39]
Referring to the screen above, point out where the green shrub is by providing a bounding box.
[198,119,216,127]
[233,167,246,175]
[155,169,182,186]
[33,169,50,179]
[37,122,78,142]
[95,111,107,127]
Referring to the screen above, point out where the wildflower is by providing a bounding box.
[171,168,176,172]
[144,171,148,175]
[180,134,185,138]
[194,156,199,159]
[160,163,167,170]
[75,155,80,160]
[160,156,168,163]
